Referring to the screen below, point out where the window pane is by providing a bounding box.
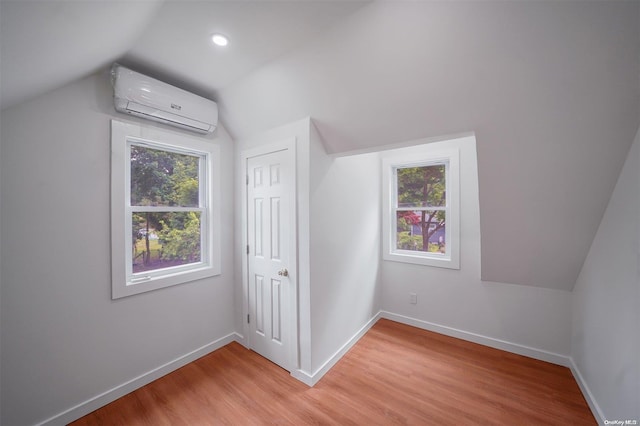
[131,145,200,207]
[397,164,446,208]
[132,212,201,273]
[396,210,445,253]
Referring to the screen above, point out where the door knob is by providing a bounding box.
[278,268,289,277]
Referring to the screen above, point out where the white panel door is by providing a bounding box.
[247,149,290,370]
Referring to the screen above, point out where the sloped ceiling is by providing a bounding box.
[219,1,640,291]
[122,1,369,98]
[0,0,368,109]
[1,1,638,292]
[0,0,163,109]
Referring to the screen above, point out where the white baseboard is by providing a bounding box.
[382,312,604,424]
[290,369,314,386]
[38,332,240,426]
[292,310,573,387]
[234,331,248,348]
[380,311,571,367]
[569,357,606,425]
[38,316,600,425]
[291,312,382,387]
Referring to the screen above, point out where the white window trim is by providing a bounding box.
[382,148,460,269]
[111,120,221,299]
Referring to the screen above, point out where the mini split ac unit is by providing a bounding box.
[111,64,218,134]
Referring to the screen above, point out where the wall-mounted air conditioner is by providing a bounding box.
[111,64,218,134]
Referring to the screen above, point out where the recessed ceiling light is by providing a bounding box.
[211,34,229,47]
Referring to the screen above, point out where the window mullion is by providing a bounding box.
[130,206,204,213]
[395,206,447,212]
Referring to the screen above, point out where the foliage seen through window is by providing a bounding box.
[130,145,203,273]
[396,165,446,253]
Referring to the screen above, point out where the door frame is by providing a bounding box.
[241,138,298,372]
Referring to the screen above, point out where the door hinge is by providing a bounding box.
[247,314,250,324]
[246,245,250,255]
[246,175,249,185]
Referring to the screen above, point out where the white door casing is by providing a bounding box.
[243,142,296,371]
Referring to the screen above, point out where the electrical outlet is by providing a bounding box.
[409,293,417,304]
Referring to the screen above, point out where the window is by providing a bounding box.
[382,148,459,269]
[111,120,221,298]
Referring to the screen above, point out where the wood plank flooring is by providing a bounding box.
[71,319,595,425]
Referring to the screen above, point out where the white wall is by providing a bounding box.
[571,129,640,422]
[3,66,631,424]
[235,118,382,380]
[308,124,381,374]
[0,71,236,425]
[380,136,572,360]
[236,124,573,384]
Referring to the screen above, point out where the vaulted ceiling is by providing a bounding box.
[0,0,367,109]
[1,1,638,292]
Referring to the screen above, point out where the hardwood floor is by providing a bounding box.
[71,319,595,425]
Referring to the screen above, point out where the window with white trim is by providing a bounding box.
[382,148,460,269]
[111,120,221,298]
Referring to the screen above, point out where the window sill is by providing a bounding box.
[114,265,220,299]
[384,251,460,270]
